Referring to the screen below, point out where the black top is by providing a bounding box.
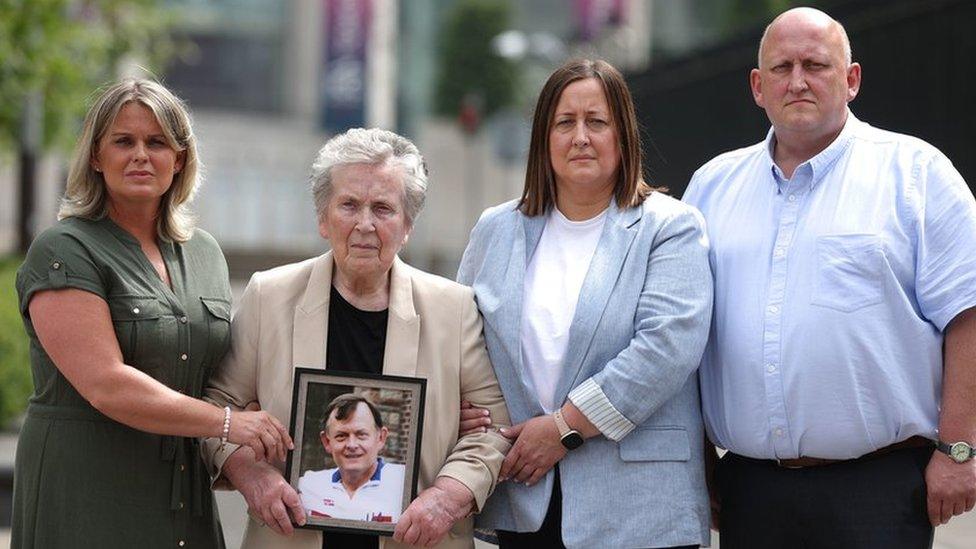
[323,285,389,549]
[326,285,388,376]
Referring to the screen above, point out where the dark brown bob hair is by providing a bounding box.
[320,393,383,432]
[518,58,655,216]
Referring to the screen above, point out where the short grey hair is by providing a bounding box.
[758,8,852,69]
[59,78,201,242]
[310,128,428,224]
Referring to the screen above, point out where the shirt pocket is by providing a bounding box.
[109,295,176,371]
[200,296,231,368]
[811,234,885,313]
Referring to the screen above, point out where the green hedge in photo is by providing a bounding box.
[0,256,32,427]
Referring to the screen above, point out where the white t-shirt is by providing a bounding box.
[521,206,607,412]
[298,459,406,523]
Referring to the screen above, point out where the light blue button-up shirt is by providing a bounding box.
[684,112,976,460]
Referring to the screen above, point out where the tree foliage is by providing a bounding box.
[433,0,521,120]
[0,0,176,152]
[0,0,176,425]
[0,256,30,427]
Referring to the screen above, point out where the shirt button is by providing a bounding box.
[180,464,186,472]
[178,542,185,547]
[774,428,784,437]
[132,307,140,314]
[774,248,785,257]
[180,354,188,361]
[766,363,777,373]
[788,194,797,202]
[179,316,188,324]
[178,501,185,509]
[767,305,779,314]
[51,261,61,270]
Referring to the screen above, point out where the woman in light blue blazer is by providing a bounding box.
[457,59,713,549]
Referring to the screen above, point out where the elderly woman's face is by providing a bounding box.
[548,78,620,195]
[318,162,412,282]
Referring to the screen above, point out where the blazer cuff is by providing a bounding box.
[568,378,635,441]
[201,436,242,490]
[436,462,493,512]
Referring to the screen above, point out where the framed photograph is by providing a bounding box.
[286,368,426,536]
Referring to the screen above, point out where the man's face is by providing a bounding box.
[321,402,388,479]
[750,10,860,142]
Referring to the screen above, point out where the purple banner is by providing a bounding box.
[321,0,372,133]
[575,0,627,42]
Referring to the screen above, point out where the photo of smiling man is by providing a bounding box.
[298,393,406,523]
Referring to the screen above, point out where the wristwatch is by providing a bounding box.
[553,409,584,450]
[936,440,976,463]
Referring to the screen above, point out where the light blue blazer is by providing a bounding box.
[457,193,713,548]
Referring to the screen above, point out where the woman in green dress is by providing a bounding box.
[12,79,293,548]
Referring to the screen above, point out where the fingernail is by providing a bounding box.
[499,428,508,435]
[482,410,489,416]
[482,427,487,433]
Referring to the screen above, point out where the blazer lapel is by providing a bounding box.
[383,257,420,377]
[509,214,547,413]
[507,212,546,360]
[553,204,642,404]
[292,253,333,369]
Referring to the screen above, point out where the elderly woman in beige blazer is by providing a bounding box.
[202,128,511,549]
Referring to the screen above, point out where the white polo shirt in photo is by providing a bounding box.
[298,458,406,522]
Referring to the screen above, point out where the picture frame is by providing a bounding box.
[286,367,426,536]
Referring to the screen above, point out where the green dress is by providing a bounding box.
[12,216,232,548]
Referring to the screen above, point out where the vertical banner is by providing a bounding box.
[575,0,626,42]
[321,0,372,133]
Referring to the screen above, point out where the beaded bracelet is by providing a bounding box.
[219,406,231,450]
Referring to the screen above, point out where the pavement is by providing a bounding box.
[2,430,976,548]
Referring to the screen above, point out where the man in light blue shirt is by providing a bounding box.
[683,7,976,549]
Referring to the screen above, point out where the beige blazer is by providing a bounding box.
[202,253,511,549]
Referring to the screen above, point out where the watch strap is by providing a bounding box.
[552,409,573,437]
[553,409,584,450]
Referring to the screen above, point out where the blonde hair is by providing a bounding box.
[59,78,201,242]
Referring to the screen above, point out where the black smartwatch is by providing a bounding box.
[553,409,584,450]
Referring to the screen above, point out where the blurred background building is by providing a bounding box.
[3,0,972,282]
[1,1,975,546]
[0,0,726,279]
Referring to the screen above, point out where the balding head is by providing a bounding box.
[749,6,861,159]
[758,8,851,69]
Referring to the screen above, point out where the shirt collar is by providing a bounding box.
[763,109,860,192]
[331,457,386,484]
